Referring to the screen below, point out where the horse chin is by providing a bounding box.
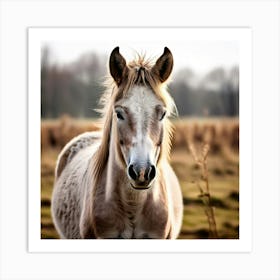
[129,182,151,191]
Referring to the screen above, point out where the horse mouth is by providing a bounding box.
[130,183,150,190]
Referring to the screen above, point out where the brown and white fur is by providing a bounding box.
[51,47,183,239]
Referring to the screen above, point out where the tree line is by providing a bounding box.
[41,47,239,119]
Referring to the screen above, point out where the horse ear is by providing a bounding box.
[109,47,128,86]
[152,47,173,83]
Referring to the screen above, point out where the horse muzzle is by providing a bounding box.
[127,163,156,190]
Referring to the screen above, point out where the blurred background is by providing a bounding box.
[41,42,239,118]
[41,42,239,239]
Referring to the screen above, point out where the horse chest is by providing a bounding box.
[121,203,145,238]
[123,201,169,239]
[93,197,169,239]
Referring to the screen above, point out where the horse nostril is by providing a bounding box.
[128,164,138,181]
[148,165,156,181]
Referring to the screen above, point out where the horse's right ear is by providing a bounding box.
[109,47,128,86]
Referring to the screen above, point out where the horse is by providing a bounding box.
[51,47,183,239]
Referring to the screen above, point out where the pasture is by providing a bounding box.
[41,116,239,239]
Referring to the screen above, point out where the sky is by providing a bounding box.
[44,40,239,75]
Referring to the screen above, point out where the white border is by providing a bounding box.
[1,1,279,279]
[28,27,252,253]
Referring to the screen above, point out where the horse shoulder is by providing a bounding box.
[55,131,102,179]
[52,138,101,239]
[79,188,97,238]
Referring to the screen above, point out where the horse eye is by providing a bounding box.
[116,111,124,120]
[159,111,167,121]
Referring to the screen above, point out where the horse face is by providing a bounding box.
[114,86,167,190]
[109,46,173,190]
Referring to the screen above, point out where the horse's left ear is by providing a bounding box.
[152,47,173,83]
[109,47,128,86]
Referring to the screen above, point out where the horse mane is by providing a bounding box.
[92,53,177,184]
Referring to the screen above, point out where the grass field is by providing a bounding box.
[41,117,239,239]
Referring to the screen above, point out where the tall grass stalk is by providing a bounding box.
[187,139,218,239]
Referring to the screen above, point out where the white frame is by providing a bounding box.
[1,1,279,279]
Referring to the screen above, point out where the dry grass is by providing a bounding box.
[41,115,100,149]
[187,138,218,238]
[41,116,239,239]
